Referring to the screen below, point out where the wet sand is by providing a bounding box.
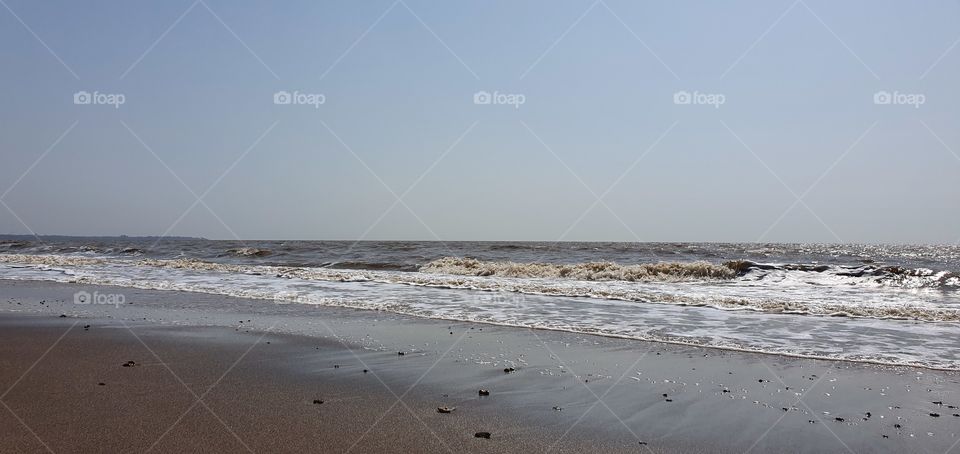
[1,279,959,453]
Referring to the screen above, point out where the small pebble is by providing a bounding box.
[474,432,491,439]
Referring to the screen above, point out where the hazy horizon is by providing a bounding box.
[2,1,958,243]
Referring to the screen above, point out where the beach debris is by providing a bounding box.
[930,413,940,418]
[882,435,889,439]
[363,369,368,374]
[474,432,491,439]
[437,406,456,414]
[503,367,515,373]
[552,406,562,411]
[808,420,816,424]
[953,414,959,417]
[865,412,871,419]
[398,352,405,356]
[334,365,339,369]
[665,399,673,402]
[98,382,106,386]
[312,399,324,405]
[121,361,137,368]
[638,441,648,446]
[83,325,90,330]
[894,424,902,429]
[835,417,845,422]
[59,314,67,318]
[933,401,943,406]
[478,389,490,396]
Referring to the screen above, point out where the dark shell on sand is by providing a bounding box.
[474,432,491,439]
[478,389,489,396]
[437,406,455,414]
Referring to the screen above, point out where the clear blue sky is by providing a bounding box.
[1,0,958,243]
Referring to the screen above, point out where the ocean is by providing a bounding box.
[1,238,958,369]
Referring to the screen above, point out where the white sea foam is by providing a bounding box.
[1,254,957,322]
[3,253,960,369]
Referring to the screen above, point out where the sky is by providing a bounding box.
[1,0,958,243]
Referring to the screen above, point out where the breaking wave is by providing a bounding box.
[1,253,958,322]
[420,257,739,281]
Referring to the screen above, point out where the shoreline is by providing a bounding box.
[2,279,959,453]
[2,272,956,371]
